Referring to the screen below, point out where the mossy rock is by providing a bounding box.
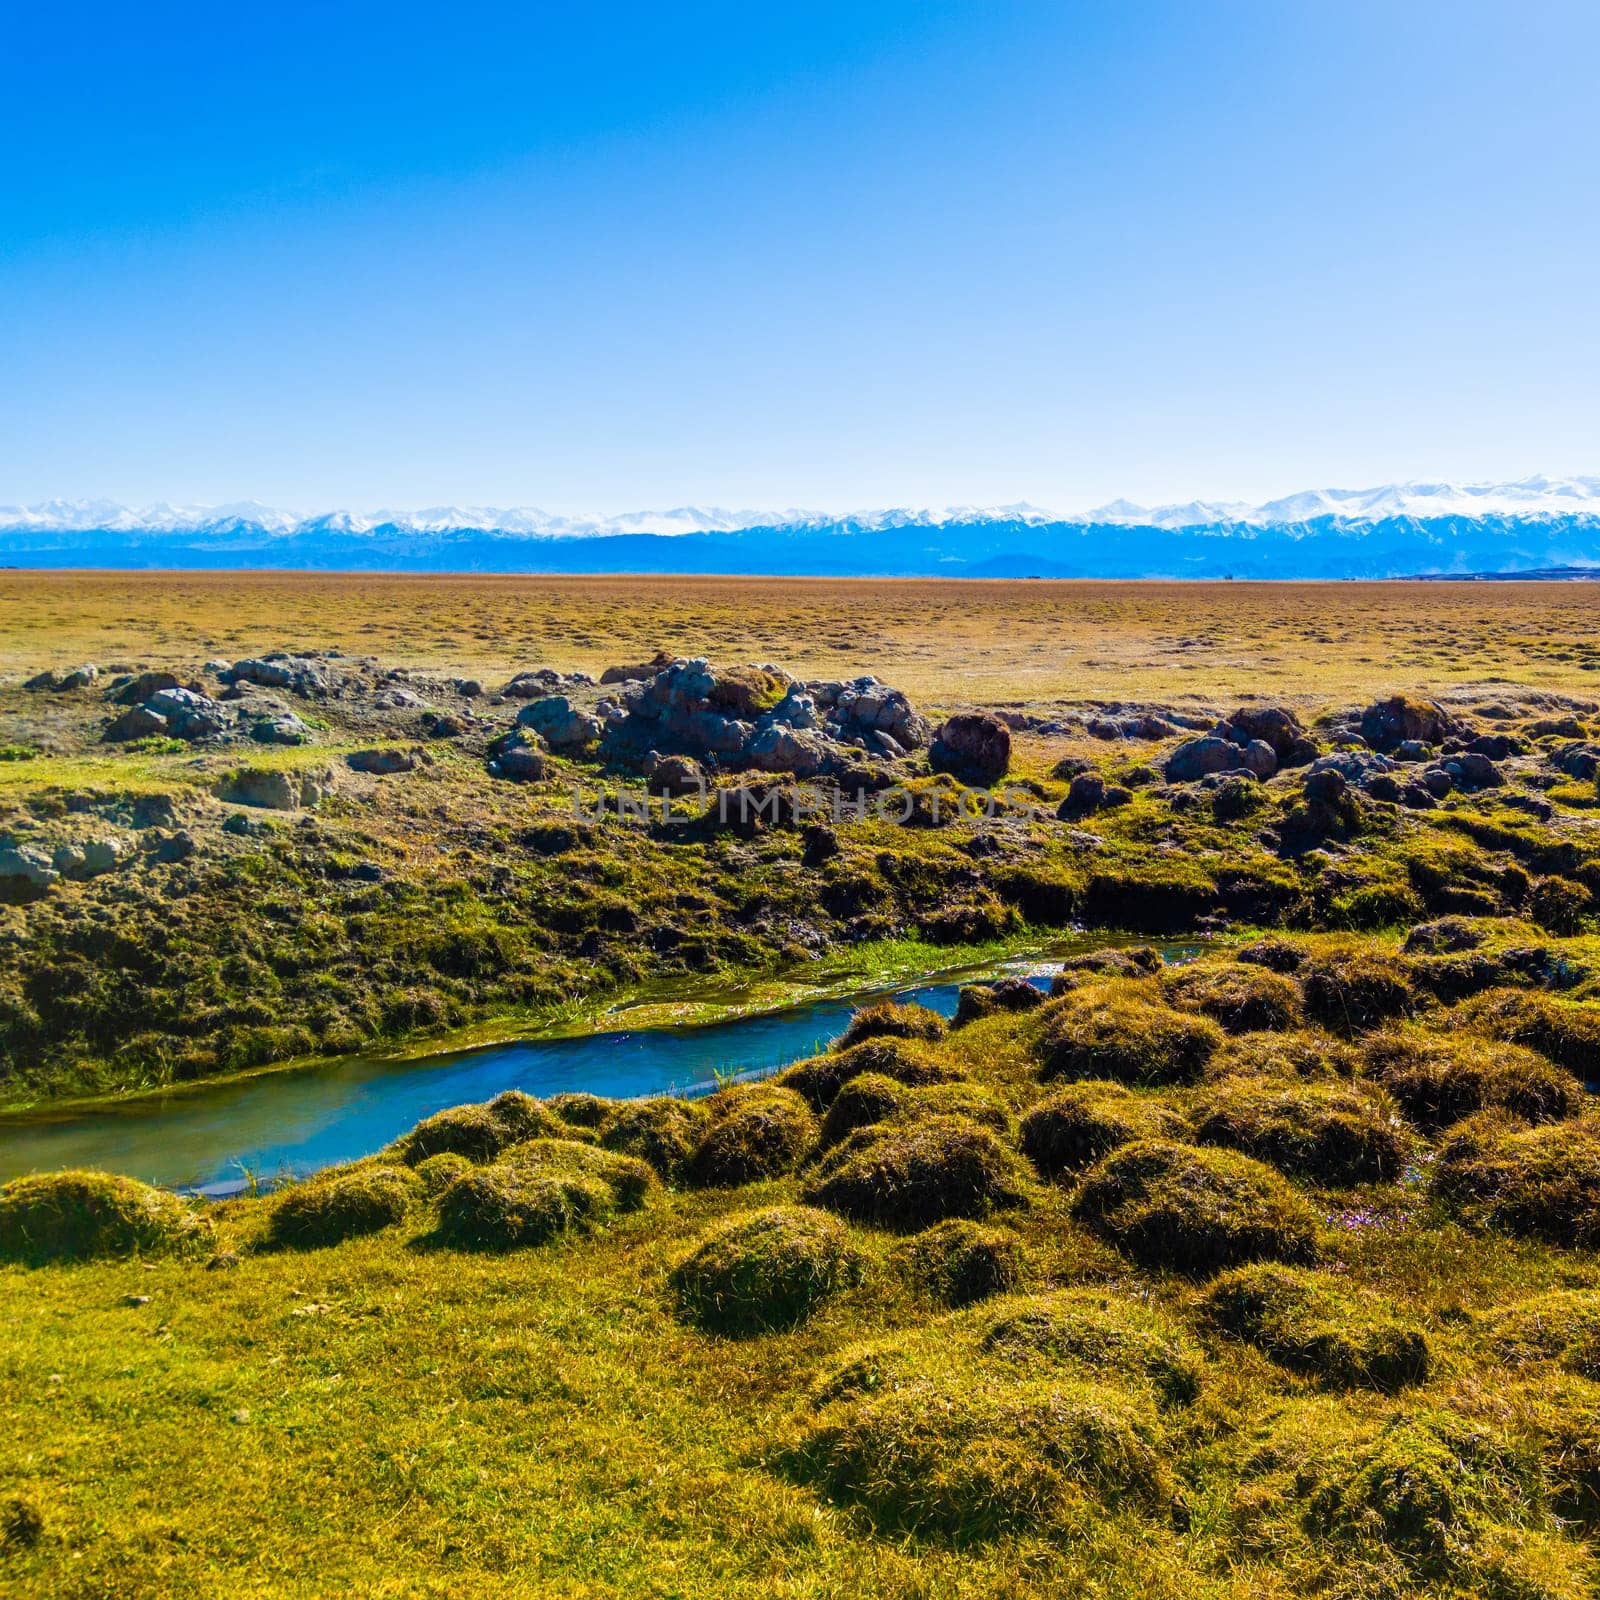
[413,1151,474,1198]
[894,1219,1024,1307]
[1300,948,1416,1034]
[1487,1290,1600,1379]
[1202,1263,1430,1390]
[1071,1139,1319,1276]
[803,1114,1032,1232]
[669,1205,859,1336]
[1193,1076,1407,1185]
[1162,963,1303,1033]
[1433,1115,1600,1246]
[687,1086,817,1188]
[836,1000,948,1050]
[0,1170,209,1265]
[781,1372,1175,1540]
[1019,1081,1188,1180]
[979,1289,1203,1405]
[1363,1029,1580,1132]
[266,1164,422,1250]
[1454,988,1600,1077]
[1034,982,1222,1086]
[778,1037,959,1110]
[435,1166,615,1251]
[599,1096,710,1180]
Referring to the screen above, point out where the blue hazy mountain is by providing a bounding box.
[4,480,1600,578]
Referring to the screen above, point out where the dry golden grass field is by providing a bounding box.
[4,571,1599,707]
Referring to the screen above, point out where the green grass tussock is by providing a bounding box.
[1161,962,1303,1033]
[1071,1138,1320,1276]
[1487,1290,1600,1379]
[803,1113,1032,1232]
[0,1169,209,1265]
[775,1036,958,1110]
[893,1218,1025,1307]
[1201,1262,1431,1390]
[1363,1028,1581,1131]
[392,1090,565,1165]
[435,1165,614,1251]
[1019,1080,1189,1179]
[264,1163,422,1250]
[1454,988,1600,1077]
[1193,1075,1408,1185]
[1300,947,1417,1034]
[598,1094,710,1180]
[1433,1114,1600,1246]
[836,999,947,1050]
[686,1085,817,1187]
[1034,981,1223,1086]
[669,1205,859,1336]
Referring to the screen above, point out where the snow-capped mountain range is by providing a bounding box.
[3,477,1600,578]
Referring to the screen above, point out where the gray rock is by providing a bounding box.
[250,714,311,746]
[452,678,484,698]
[1226,705,1303,758]
[490,735,548,782]
[1447,752,1503,790]
[346,747,421,775]
[218,767,328,810]
[222,812,270,837]
[747,724,831,779]
[1165,736,1240,782]
[105,706,169,742]
[929,712,1011,786]
[146,687,226,740]
[221,656,330,697]
[58,664,100,690]
[51,837,128,880]
[515,696,602,751]
[0,845,58,894]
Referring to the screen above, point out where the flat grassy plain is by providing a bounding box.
[5,571,1600,705]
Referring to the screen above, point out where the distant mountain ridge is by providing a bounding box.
[4,477,1600,578]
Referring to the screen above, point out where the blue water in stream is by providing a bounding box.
[0,970,1055,1193]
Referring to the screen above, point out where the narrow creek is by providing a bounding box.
[0,939,1202,1193]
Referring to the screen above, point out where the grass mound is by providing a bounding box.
[599,1096,710,1180]
[782,1372,1174,1539]
[979,1289,1203,1404]
[776,1037,957,1110]
[394,1091,565,1165]
[1300,948,1416,1034]
[435,1166,614,1251]
[836,1000,947,1050]
[803,1114,1031,1232]
[0,1170,209,1265]
[1052,946,1164,990]
[1487,1290,1600,1379]
[544,1092,613,1130]
[1193,1076,1407,1185]
[1071,1139,1319,1275]
[1433,1115,1600,1246]
[1162,963,1303,1033]
[504,1138,656,1211]
[1363,1029,1580,1131]
[817,1072,910,1148]
[1454,988,1600,1077]
[687,1086,817,1188]
[1034,982,1222,1086]
[413,1151,473,1197]
[1207,1031,1358,1081]
[1234,1401,1579,1593]
[1019,1081,1188,1179]
[669,1205,858,1336]
[895,1219,1024,1307]
[266,1164,422,1250]
[1202,1263,1430,1389]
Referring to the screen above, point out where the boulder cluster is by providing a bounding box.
[1165,705,1316,783]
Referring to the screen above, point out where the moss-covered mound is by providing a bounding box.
[836,1000,947,1050]
[687,1086,817,1188]
[817,1071,911,1149]
[435,1165,613,1251]
[669,1205,858,1336]
[1162,963,1303,1033]
[776,1037,957,1111]
[979,1290,1203,1404]
[894,1218,1024,1307]
[412,1150,474,1198]
[1433,1115,1600,1246]
[544,1092,613,1130]
[1487,1290,1600,1379]
[599,1095,710,1180]
[1207,1030,1358,1082]
[1018,1081,1188,1180]
[782,1372,1175,1539]
[1454,988,1600,1077]
[265,1164,422,1250]
[1071,1139,1319,1275]
[393,1091,564,1165]
[0,1170,208,1265]
[1202,1263,1430,1390]
[1193,1076,1407,1185]
[1034,983,1222,1086]
[434,1138,655,1250]
[1300,948,1416,1034]
[1363,1029,1580,1131]
[1233,1400,1582,1594]
[803,1114,1031,1232]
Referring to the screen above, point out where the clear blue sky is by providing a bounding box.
[3,0,1597,514]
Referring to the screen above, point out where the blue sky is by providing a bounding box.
[3,0,1597,514]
